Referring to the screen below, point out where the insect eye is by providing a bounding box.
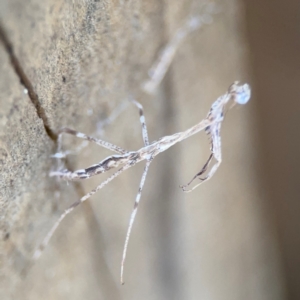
[235,84,251,105]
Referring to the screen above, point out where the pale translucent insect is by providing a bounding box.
[33,1,250,284]
[34,82,251,284]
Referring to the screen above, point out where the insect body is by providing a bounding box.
[34,82,251,284]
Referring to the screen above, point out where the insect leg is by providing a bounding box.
[121,159,152,284]
[181,122,222,192]
[53,127,128,159]
[130,98,150,146]
[180,152,213,191]
[34,163,132,260]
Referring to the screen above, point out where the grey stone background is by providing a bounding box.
[0,0,298,299]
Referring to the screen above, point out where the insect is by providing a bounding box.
[34,81,251,284]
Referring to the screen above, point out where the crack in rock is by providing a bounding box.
[0,24,57,141]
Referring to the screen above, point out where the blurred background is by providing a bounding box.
[0,0,299,299]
